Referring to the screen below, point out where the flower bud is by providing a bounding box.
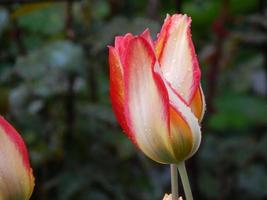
[109,14,205,164]
[0,116,34,200]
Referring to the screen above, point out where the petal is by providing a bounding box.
[109,46,136,144]
[190,86,206,122]
[124,37,174,163]
[115,33,134,65]
[0,116,34,200]
[166,84,201,160]
[169,105,194,162]
[156,14,201,104]
[155,14,171,59]
[140,28,155,50]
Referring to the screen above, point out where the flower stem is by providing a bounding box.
[177,162,193,200]
[170,164,178,200]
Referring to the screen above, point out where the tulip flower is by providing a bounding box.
[163,194,183,200]
[0,116,34,200]
[109,14,205,164]
[109,13,205,200]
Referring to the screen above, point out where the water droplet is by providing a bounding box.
[144,127,151,135]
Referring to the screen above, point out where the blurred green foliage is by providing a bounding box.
[0,0,266,200]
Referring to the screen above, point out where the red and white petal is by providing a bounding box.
[140,29,155,50]
[124,37,174,163]
[156,14,201,104]
[155,14,172,59]
[0,116,34,200]
[115,33,134,65]
[109,46,136,144]
[190,86,206,122]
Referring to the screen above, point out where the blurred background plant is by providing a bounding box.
[0,0,266,200]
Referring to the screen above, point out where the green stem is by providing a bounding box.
[177,162,193,200]
[170,164,178,200]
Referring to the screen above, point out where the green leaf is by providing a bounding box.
[183,0,221,28]
[17,3,65,35]
[209,93,267,131]
[229,0,258,14]
[91,0,110,19]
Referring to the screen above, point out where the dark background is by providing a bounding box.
[0,0,267,199]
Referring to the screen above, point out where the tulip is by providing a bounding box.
[109,14,205,164]
[0,116,34,200]
[163,194,183,200]
[109,13,205,200]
